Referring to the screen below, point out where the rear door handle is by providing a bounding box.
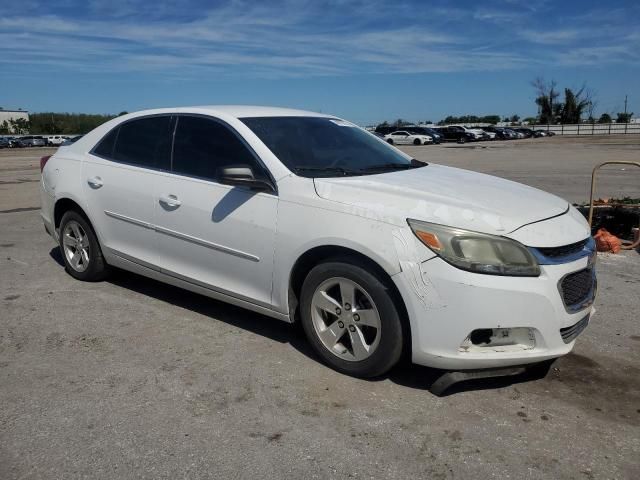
[159,194,181,208]
[87,176,103,188]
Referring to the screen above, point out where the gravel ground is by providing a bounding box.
[1,139,639,479]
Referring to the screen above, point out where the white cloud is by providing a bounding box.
[0,1,635,79]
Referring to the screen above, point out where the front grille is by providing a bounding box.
[560,315,590,344]
[537,238,588,258]
[560,268,595,309]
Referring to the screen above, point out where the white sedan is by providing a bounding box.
[40,106,596,393]
[384,130,433,145]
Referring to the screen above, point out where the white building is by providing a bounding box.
[0,109,30,132]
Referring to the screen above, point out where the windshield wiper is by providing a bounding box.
[360,160,426,172]
[293,166,361,176]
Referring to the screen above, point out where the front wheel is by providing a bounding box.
[300,261,404,378]
[386,139,394,145]
[413,138,422,146]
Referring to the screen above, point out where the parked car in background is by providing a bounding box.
[435,126,477,143]
[502,128,519,139]
[16,136,47,147]
[40,106,597,385]
[404,126,442,144]
[61,135,84,146]
[451,125,486,140]
[384,130,433,145]
[0,137,9,148]
[513,128,534,138]
[46,135,68,146]
[481,126,511,139]
[483,126,518,140]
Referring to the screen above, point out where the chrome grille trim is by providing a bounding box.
[529,237,595,265]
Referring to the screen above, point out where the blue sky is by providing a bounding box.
[1,0,638,124]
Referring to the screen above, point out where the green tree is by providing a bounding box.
[598,113,612,123]
[533,78,595,124]
[532,77,560,124]
[616,112,633,123]
[29,112,116,134]
[0,120,10,134]
[480,115,500,124]
[559,87,592,124]
[9,118,30,134]
[393,118,410,127]
[509,114,520,123]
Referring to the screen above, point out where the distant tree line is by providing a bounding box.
[0,111,129,135]
[438,115,504,125]
[372,79,633,130]
[375,114,523,129]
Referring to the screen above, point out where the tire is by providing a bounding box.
[59,210,109,281]
[458,136,466,144]
[300,260,404,378]
[413,138,422,146]
[386,139,394,145]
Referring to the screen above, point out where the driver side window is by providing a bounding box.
[172,116,263,182]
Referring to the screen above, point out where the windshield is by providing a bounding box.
[241,116,422,177]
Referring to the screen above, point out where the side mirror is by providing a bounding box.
[218,165,274,192]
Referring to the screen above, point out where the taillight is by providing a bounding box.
[40,155,52,172]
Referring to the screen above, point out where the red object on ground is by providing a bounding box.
[594,228,622,254]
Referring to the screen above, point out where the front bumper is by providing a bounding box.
[393,254,596,370]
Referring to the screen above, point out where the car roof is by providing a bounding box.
[124,105,333,119]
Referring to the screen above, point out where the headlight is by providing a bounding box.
[407,219,540,277]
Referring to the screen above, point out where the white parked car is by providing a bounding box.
[384,130,433,145]
[480,130,497,140]
[46,135,68,146]
[40,106,596,389]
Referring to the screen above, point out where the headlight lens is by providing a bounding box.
[407,219,540,277]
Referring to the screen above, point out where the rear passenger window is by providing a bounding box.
[172,116,259,181]
[93,128,118,158]
[112,116,172,170]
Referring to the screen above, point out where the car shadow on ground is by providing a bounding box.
[49,246,552,396]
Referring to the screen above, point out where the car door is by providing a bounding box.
[390,131,404,144]
[153,114,278,308]
[82,115,172,267]
[400,131,413,145]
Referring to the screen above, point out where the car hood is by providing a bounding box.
[313,164,570,236]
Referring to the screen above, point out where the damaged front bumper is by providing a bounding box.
[392,247,596,371]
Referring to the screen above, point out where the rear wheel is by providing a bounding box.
[59,210,109,281]
[300,261,404,378]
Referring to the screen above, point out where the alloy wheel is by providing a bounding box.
[62,220,90,272]
[310,277,382,361]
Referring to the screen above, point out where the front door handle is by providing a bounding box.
[87,176,103,188]
[159,194,181,208]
